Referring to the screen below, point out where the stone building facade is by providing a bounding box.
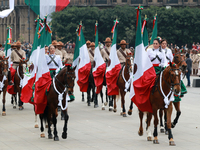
[0,0,199,44]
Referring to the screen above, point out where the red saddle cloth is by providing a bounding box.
[7,66,16,94]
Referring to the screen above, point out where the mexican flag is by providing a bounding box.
[4,27,12,68]
[141,17,148,49]
[34,22,52,114]
[106,20,121,96]
[76,23,91,92]
[130,9,156,113]
[24,0,70,21]
[21,18,41,104]
[150,15,157,45]
[92,22,106,94]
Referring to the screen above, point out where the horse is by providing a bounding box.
[159,51,187,133]
[12,59,29,110]
[112,53,133,117]
[0,56,9,116]
[39,65,76,141]
[138,62,182,146]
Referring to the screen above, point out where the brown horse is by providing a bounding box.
[13,59,29,110]
[113,53,133,117]
[138,62,181,146]
[159,52,187,133]
[0,56,9,116]
[39,65,76,141]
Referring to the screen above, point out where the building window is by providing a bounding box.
[158,0,163,2]
[167,0,178,3]
[131,0,143,4]
[184,0,188,2]
[95,0,107,4]
[113,0,117,2]
[148,0,152,2]
[193,0,197,2]
[122,0,127,2]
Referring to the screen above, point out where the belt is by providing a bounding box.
[49,69,56,71]
[153,64,159,67]
[13,62,20,64]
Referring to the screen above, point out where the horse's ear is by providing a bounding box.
[73,66,77,70]
[169,61,172,67]
[175,48,178,54]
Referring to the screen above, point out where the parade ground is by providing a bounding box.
[0,76,199,150]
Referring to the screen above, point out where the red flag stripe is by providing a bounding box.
[56,0,70,12]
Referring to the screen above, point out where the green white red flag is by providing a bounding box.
[4,27,12,68]
[150,15,157,45]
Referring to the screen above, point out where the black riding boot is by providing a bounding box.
[8,70,14,85]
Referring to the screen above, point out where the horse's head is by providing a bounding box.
[19,58,29,75]
[0,56,9,76]
[167,62,181,95]
[125,52,134,73]
[173,53,187,73]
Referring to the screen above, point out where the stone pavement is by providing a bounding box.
[0,76,200,150]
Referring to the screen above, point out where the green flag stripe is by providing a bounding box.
[79,29,86,48]
[143,26,148,47]
[4,28,11,56]
[73,35,80,62]
[150,17,157,45]
[31,19,40,56]
[25,0,40,16]
[95,27,98,49]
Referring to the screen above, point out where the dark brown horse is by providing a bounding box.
[0,56,9,116]
[39,65,76,141]
[113,53,133,117]
[138,62,181,146]
[13,59,29,110]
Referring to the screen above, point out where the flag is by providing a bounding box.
[34,22,52,114]
[24,0,70,21]
[92,22,106,94]
[76,23,91,92]
[4,27,12,68]
[130,9,156,113]
[21,18,41,104]
[106,20,121,96]
[142,16,148,49]
[150,15,157,45]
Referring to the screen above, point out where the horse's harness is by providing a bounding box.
[0,59,8,91]
[16,62,27,87]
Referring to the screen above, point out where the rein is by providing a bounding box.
[17,66,23,87]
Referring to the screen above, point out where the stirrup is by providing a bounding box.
[8,81,14,86]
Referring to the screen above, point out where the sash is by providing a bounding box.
[14,50,23,59]
[89,50,94,57]
[47,55,59,67]
[105,48,110,56]
[151,55,162,63]
[119,49,127,58]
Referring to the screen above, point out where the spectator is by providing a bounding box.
[72,42,75,48]
[185,53,192,87]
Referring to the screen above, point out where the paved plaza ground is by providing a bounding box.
[0,76,199,150]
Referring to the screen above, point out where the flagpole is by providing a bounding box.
[28,0,30,43]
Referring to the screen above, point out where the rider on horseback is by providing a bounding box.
[101,37,112,62]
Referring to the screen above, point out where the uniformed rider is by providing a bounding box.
[52,40,63,60]
[86,40,91,52]
[46,45,63,78]
[101,37,112,62]
[161,39,173,63]
[117,40,131,67]
[57,41,68,62]
[89,42,95,64]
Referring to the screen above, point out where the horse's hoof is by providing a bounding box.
[171,122,175,128]
[35,124,39,128]
[160,127,165,133]
[62,132,67,139]
[169,140,176,146]
[54,136,59,141]
[40,133,45,138]
[128,110,132,115]
[122,113,127,117]
[19,106,24,110]
[109,107,113,112]
[61,116,64,120]
[82,99,84,102]
[113,109,117,113]
[57,107,61,112]
[104,102,108,106]
[13,106,16,109]
[48,135,53,139]
[153,139,159,144]
[2,112,6,116]
[94,104,99,108]
[138,131,143,136]
[165,131,169,135]
[147,136,152,141]
[102,107,105,110]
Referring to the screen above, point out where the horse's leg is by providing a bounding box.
[11,95,13,104]
[138,110,144,136]
[108,96,113,111]
[62,109,69,139]
[94,88,98,108]
[47,116,53,139]
[153,108,159,144]
[87,85,91,106]
[1,90,6,116]
[167,103,176,146]
[171,102,181,128]
[18,89,24,110]
[159,109,165,133]
[82,92,84,102]
[105,87,108,106]
[100,90,105,110]
[39,114,45,138]
[120,90,127,117]
[34,113,39,128]
[164,110,169,135]
[12,95,16,109]
[146,112,153,141]
[52,113,59,141]
[128,101,133,115]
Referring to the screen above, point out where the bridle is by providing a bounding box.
[0,59,9,76]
